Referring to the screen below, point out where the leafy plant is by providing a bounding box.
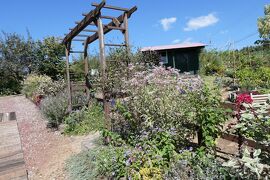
[22,74,65,100]
[40,92,68,128]
[64,104,105,135]
[223,148,270,179]
[189,85,228,150]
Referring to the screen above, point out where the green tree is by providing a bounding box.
[0,32,38,94]
[257,4,270,44]
[36,37,65,80]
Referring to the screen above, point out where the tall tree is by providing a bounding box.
[0,32,38,94]
[257,4,270,45]
[36,37,65,80]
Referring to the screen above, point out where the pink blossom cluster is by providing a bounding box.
[126,65,203,94]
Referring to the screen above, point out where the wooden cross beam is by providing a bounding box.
[85,6,137,45]
[62,0,105,45]
[91,2,129,12]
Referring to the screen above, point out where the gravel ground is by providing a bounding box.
[0,95,94,180]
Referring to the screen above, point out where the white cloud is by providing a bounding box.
[184,13,219,31]
[182,37,193,44]
[160,17,177,31]
[172,39,181,44]
[172,38,193,44]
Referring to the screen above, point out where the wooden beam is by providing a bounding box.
[112,18,121,27]
[62,0,105,45]
[82,29,98,33]
[72,39,85,42]
[70,51,84,53]
[101,15,115,20]
[83,14,115,20]
[77,34,90,38]
[92,2,129,12]
[106,26,125,31]
[75,21,96,26]
[105,43,126,47]
[85,6,137,45]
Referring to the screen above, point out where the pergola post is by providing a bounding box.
[83,40,90,101]
[65,44,72,113]
[97,17,110,128]
[123,12,130,52]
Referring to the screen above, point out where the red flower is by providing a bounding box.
[236,93,253,105]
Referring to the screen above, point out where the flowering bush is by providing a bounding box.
[111,66,203,146]
[22,74,52,99]
[22,74,65,104]
[40,92,68,128]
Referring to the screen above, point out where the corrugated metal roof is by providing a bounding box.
[141,43,206,51]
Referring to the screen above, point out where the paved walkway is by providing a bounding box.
[0,96,27,180]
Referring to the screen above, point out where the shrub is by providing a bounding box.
[64,103,105,135]
[22,74,65,101]
[223,148,270,179]
[40,92,68,128]
[165,150,228,179]
[22,74,52,99]
[66,136,177,179]
[188,86,228,150]
[111,66,203,146]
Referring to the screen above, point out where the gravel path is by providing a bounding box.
[0,95,91,180]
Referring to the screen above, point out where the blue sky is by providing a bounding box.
[0,0,268,53]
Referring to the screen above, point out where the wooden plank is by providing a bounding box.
[62,0,105,44]
[92,2,129,12]
[82,29,98,33]
[105,26,125,31]
[86,6,137,45]
[105,43,126,47]
[70,51,84,53]
[221,133,270,152]
[0,121,27,179]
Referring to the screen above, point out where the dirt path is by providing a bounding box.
[0,95,95,180]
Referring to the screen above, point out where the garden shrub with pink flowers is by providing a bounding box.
[66,49,269,179]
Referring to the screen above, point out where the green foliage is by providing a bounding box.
[40,92,68,128]
[36,37,65,80]
[258,4,270,41]
[0,32,38,94]
[166,150,228,179]
[22,74,65,103]
[66,134,176,180]
[0,32,66,95]
[111,67,203,146]
[200,50,225,75]
[200,46,270,91]
[64,104,105,135]
[234,102,270,145]
[223,148,270,179]
[188,86,228,150]
[236,67,261,90]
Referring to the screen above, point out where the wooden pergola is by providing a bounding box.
[62,0,137,115]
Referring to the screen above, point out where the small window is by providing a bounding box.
[160,51,168,64]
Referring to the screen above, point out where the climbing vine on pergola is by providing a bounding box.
[62,0,137,117]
